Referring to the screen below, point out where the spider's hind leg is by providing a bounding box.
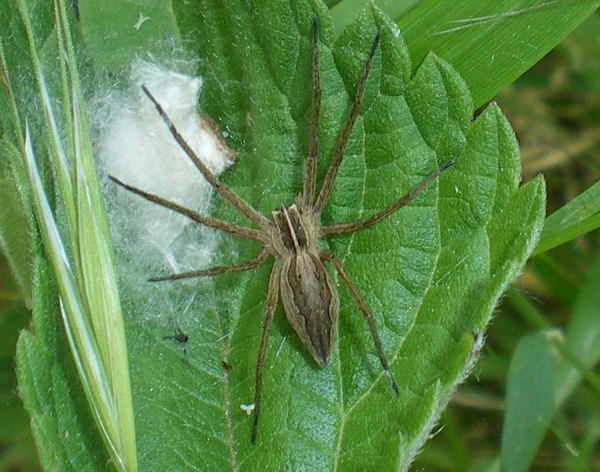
[320,250,399,395]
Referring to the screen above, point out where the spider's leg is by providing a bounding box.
[321,157,457,236]
[321,251,399,395]
[301,17,321,208]
[141,86,271,230]
[313,33,380,213]
[149,247,270,282]
[251,260,282,443]
[110,176,265,242]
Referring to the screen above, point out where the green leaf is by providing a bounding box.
[534,179,600,255]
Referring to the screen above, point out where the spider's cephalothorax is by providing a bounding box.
[110,18,457,442]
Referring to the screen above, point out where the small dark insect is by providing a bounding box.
[163,326,190,364]
[221,360,233,371]
[111,19,456,442]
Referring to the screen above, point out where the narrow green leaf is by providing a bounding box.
[64,0,138,458]
[554,252,600,405]
[502,329,559,472]
[71,93,137,470]
[329,0,600,107]
[501,252,600,471]
[15,0,77,231]
[534,179,600,255]
[21,127,117,466]
[400,0,600,106]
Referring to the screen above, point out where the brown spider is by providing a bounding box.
[110,19,456,442]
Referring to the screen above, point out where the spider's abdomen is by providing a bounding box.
[279,251,339,366]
